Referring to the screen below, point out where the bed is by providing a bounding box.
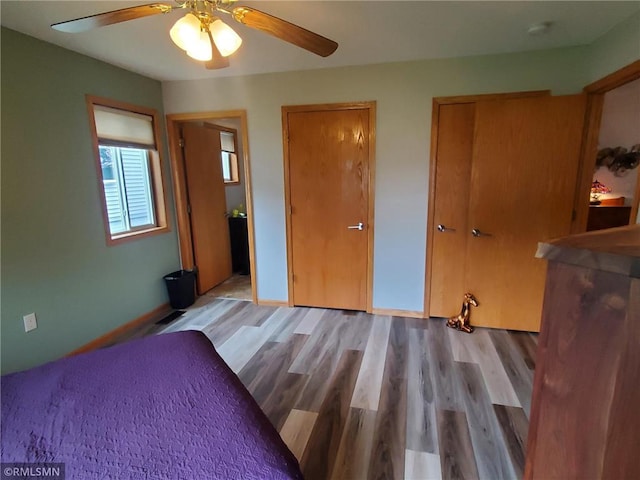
[1,331,303,479]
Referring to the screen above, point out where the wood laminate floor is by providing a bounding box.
[207,274,252,301]
[131,297,537,480]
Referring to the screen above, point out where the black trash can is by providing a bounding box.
[163,270,196,309]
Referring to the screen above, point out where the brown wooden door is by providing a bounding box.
[285,107,371,310]
[465,95,586,331]
[182,123,232,294]
[429,94,586,331]
[429,103,475,317]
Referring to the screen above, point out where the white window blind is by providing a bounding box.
[94,106,155,147]
[220,131,235,152]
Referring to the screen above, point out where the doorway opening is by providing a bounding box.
[582,67,640,231]
[573,60,640,233]
[166,110,256,303]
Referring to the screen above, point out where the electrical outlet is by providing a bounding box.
[23,313,37,332]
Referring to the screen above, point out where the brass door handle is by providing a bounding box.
[437,224,456,233]
[471,228,492,237]
[348,222,364,231]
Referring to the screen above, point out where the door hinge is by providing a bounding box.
[179,138,185,148]
[187,204,192,215]
[288,204,293,216]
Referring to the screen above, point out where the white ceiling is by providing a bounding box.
[2,1,639,82]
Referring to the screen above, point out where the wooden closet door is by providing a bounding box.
[428,103,475,317]
[285,107,370,310]
[465,95,587,331]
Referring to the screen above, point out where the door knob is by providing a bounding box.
[471,228,492,237]
[348,222,364,231]
[437,224,456,233]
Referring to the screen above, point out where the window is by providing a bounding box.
[100,146,155,234]
[219,129,239,184]
[87,96,169,245]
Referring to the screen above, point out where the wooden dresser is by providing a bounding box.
[525,225,640,479]
[587,205,632,231]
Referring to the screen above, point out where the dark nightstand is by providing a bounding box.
[228,216,250,275]
[586,205,631,231]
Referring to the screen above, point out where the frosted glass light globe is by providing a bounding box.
[170,13,201,51]
[210,19,242,57]
[186,30,213,61]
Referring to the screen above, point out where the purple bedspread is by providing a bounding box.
[1,331,303,479]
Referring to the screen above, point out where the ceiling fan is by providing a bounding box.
[51,0,339,70]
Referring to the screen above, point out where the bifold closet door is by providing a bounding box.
[428,103,475,317]
[465,95,587,331]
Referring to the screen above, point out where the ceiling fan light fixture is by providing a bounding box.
[210,19,242,57]
[170,13,201,51]
[186,28,213,61]
[52,3,339,69]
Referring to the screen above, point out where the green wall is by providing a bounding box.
[587,10,640,83]
[1,28,180,374]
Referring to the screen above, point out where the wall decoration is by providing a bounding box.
[596,144,640,177]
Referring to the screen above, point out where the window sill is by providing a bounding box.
[107,225,170,246]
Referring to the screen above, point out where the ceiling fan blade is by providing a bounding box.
[231,7,338,57]
[205,31,231,70]
[51,3,174,33]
